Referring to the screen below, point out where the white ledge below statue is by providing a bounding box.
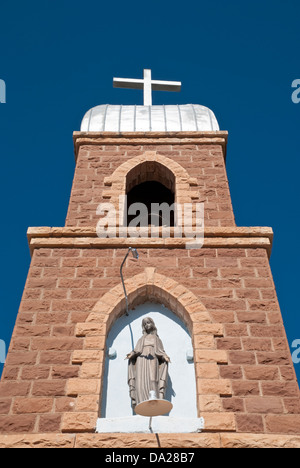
[96,416,205,434]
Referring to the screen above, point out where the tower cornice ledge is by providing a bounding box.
[0,432,300,448]
[27,226,273,258]
[73,131,228,161]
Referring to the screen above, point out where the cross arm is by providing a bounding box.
[151,80,182,92]
[113,78,144,90]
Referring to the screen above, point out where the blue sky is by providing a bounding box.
[0,0,299,383]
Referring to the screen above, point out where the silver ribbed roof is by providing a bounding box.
[80,104,219,132]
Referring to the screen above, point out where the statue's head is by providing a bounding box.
[142,317,157,335]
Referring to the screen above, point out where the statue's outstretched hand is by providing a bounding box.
[125,351,135,360]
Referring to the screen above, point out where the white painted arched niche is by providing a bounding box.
[101,302,197,420]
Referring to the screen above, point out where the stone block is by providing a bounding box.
[265,415,300,435]
[61,412,97,433]
[221,433,300,449]
[197,379,232,396]
[66,378,100,397]
[0,434,75,448]
[194,349,228,364]
[201,412,236,431]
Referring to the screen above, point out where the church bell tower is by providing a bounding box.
[0,70,299,448]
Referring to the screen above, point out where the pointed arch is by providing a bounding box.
[62,268,236,434]
[101,152,200,227]
[82,267,211,335]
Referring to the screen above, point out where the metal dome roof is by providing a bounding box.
[80,104,219,132]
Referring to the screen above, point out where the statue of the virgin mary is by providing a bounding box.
[126,317,170,409]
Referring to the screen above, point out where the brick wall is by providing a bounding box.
[65,143,235,228]
[0,245,299,436]
[0,133,299,447]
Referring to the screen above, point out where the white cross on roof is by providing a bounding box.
[113,69,181,106]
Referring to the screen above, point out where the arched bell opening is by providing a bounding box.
[125,161,176,228]
[126,181,175,227]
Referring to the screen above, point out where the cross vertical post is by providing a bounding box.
[143,69,152,106]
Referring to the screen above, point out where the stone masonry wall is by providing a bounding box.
[0,245,299,436]
[65,143,235,228]
[0,134,299,447]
